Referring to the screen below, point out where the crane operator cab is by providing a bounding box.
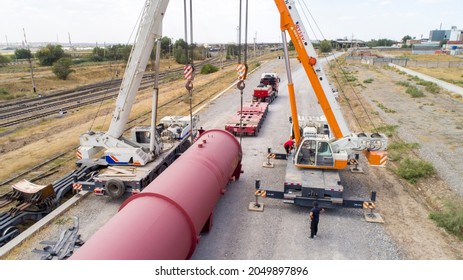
[291,115,348,169]
[294,138,335,168]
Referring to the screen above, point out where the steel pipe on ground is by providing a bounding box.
[70,129,242,260]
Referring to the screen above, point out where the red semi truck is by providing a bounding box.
[252,73,280,103]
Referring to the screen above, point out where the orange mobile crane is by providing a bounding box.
[258,0,388,208]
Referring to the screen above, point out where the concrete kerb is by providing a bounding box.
[0,191,90,259]
[389,63,463,97]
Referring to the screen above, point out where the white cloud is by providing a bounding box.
[379,1,392,6]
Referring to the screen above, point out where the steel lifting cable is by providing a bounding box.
[183,0,195,143]
[298,0,378,133]
[89,2,145,132]
[236,0,249,146]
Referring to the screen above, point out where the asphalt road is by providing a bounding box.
[191,58,401,260]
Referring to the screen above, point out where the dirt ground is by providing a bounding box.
[335,61,463,259]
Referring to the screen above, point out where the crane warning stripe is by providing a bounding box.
[76,150,82,159]
[73,183,82,191]
[236,64,246,80]
[184,65,193,80]
[255,190,266,197]
[363,201,375,209]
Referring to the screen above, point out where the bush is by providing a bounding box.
[200,64,218,74]
[429,201,463,240]
[405,86,425,98]
[52,58,74,80]
[363,78,374,84]
[14,48,32,59]
[396,159,435,183]
[0,53,11,65]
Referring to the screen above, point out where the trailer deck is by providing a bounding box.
[225,102,269,136]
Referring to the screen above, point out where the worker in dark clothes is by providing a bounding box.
[309,202,324,239]
[198,127,205,136]
[284,139,295,155]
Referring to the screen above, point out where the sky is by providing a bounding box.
[0,0,461,46]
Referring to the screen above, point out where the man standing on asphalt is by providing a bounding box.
[283,139,295,156]
[310,202,324,239]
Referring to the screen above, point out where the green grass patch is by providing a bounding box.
[429,201,463,240]
[376,124,399,137]
[397,71,406,75]
[416,80,440,93]
[395,158,435,183]
[442,78,463,86]
[0,88,13,100]
[387,141,419,161]
[396,81,411,87]
[405,86,425,97]
[363,78,374,84]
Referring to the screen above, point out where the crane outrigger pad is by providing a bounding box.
[364,212,384,223]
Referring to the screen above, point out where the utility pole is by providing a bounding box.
[23,28,37,94]
[253,32,257,58]
[5,35,8,48]
[68,32,73,50]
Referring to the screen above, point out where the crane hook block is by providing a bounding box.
[308,57,317,66]
[237,80,245,90]
[185,80,193,91]
[236,63,248,81]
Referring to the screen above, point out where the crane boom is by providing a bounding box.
[275,0,350,140]
[78,0,174,166]
[274,0,387,168]
[108,0,169,138]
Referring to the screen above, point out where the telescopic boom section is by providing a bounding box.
[107,0,170,138]
[274,0,350,139]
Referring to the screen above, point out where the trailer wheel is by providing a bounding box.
[105,179,126,199]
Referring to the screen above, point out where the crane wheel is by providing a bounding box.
[105,179,126,199]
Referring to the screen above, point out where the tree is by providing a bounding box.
[52,58,74,80]
[36,44,65,66]
[288,40,295,51]
[174,46,188,64]
[14,48,32,59]
[90,47,105,61]
[160,36,172,57]
[402,35,412,44]
[319,40,332,53]
[106,44,132,61]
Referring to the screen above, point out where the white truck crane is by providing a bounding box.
[76,0,197,198]
[256,0,388,209]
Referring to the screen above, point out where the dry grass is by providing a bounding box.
[408,67,463,85]
[379,50,462,62]
[0,61,241,183]
[0,58,183,99]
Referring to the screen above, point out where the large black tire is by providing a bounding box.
[105,179,126,199]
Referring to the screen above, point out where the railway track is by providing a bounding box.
[0,58,231,128]
[0,64,239,248]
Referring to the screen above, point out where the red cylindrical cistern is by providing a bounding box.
[70,129,242,260]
